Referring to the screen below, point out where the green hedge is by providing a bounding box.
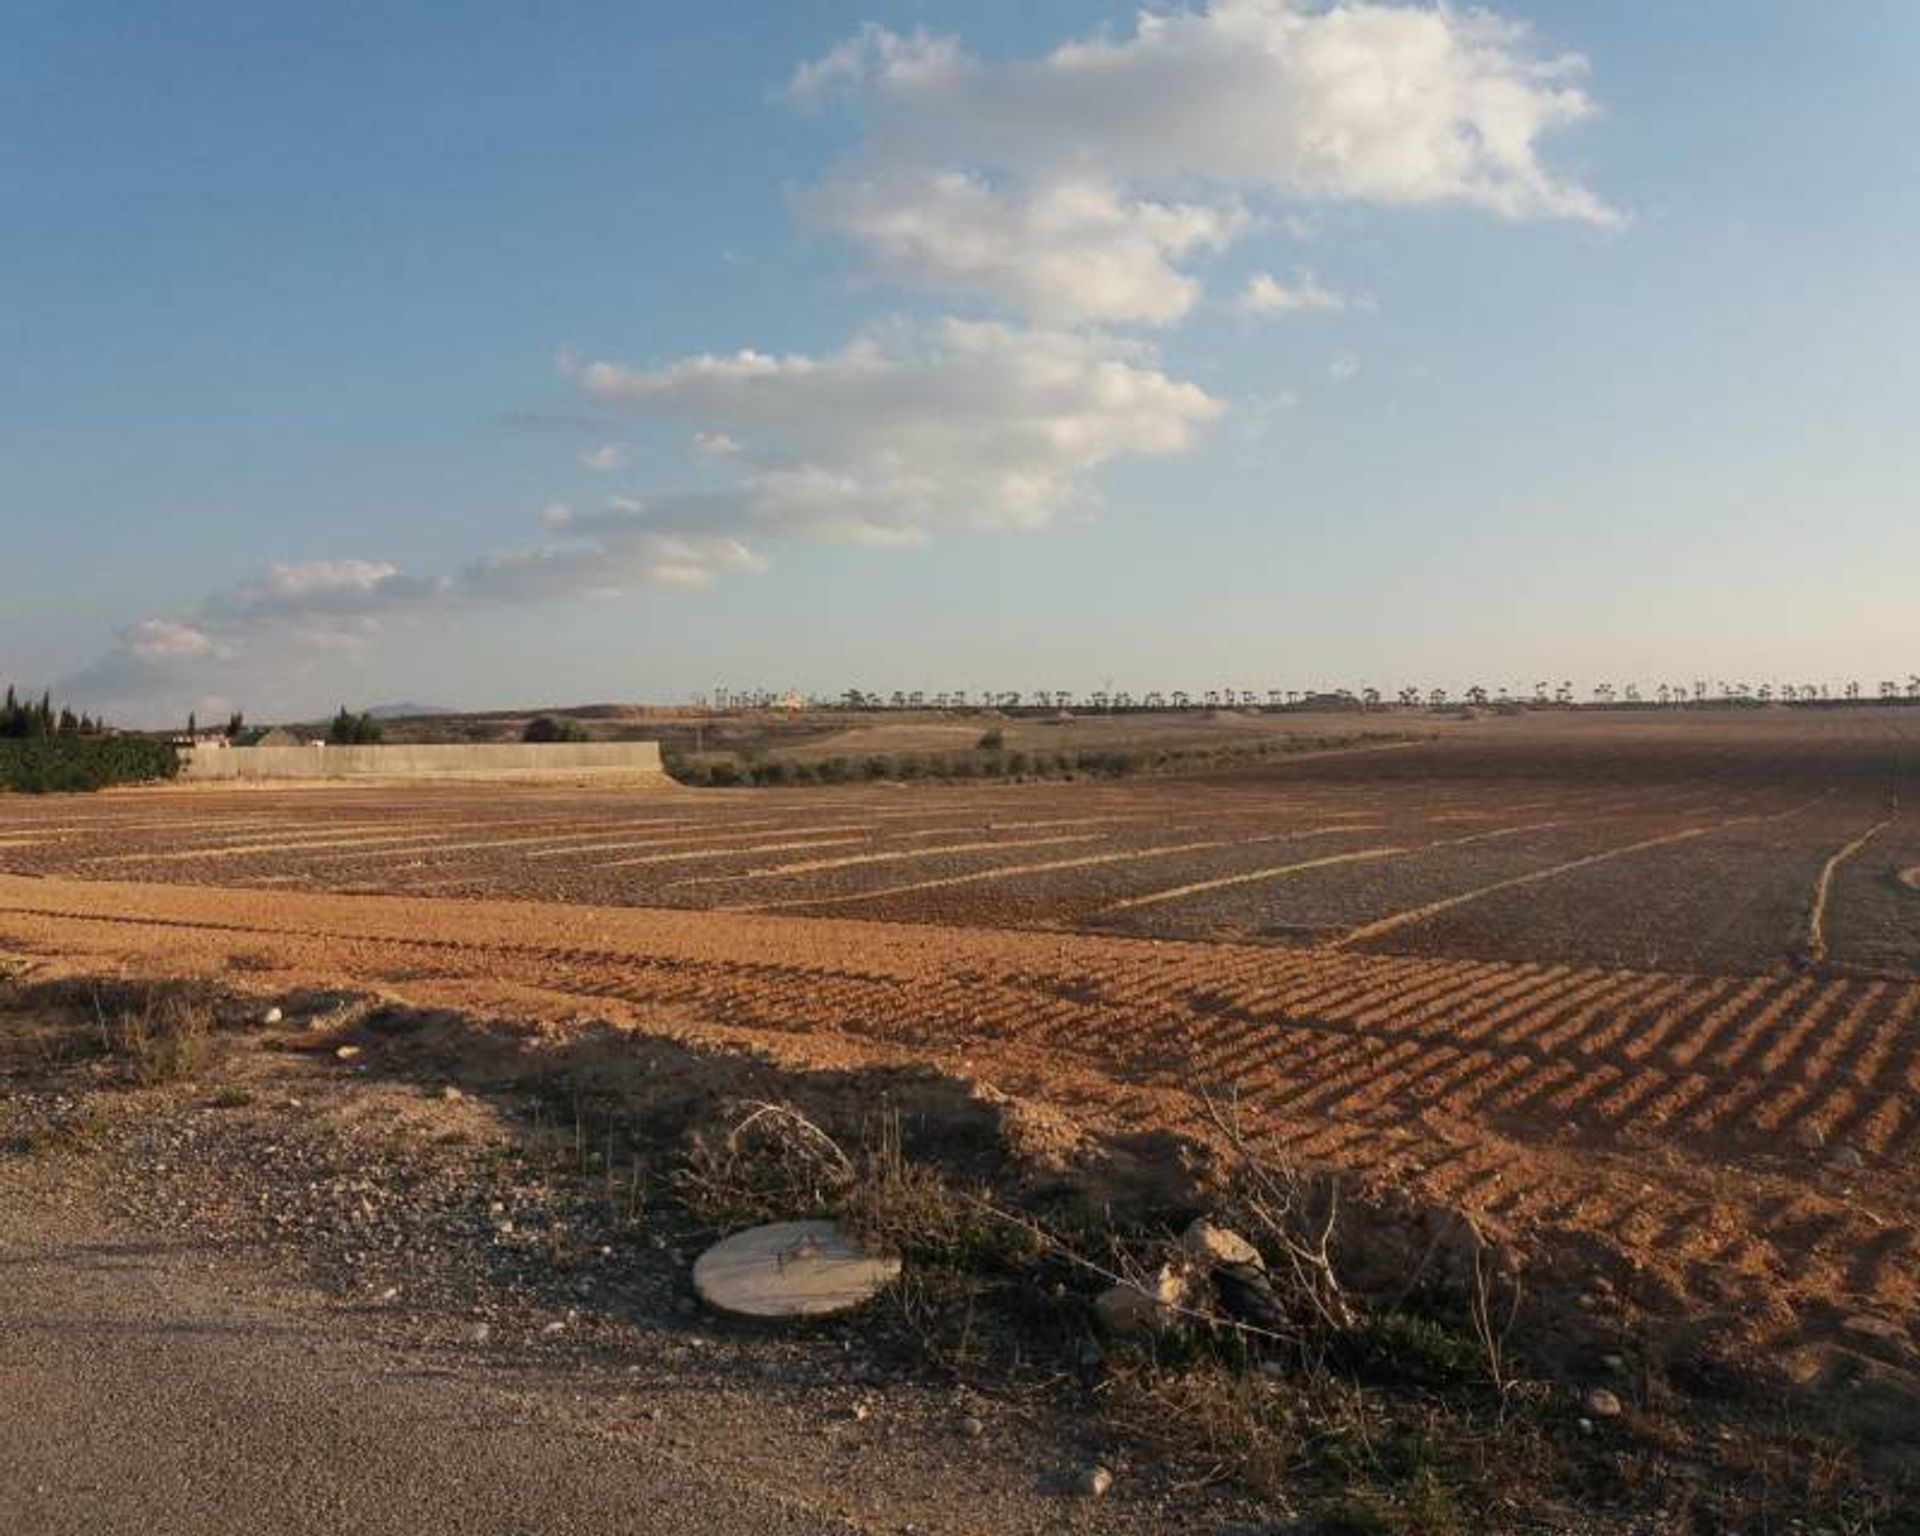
[0,736,181,793]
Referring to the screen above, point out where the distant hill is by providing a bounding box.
[364,703,456,720]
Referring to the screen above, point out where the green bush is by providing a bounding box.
[523,714,587,743]
[0,736,180,793]
[976,727,1004,751]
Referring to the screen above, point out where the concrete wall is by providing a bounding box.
[182,741,667,784]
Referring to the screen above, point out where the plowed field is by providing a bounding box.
[1,709,1917,1389]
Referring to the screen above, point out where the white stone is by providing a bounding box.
[1181,1218,1263,1270]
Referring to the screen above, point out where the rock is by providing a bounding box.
[1583,1387,1624,1418]
[1077,1465,1113,1499]
[1828,1146,1865,1174]
[440,1085,463,1103]
[1212,1262,1289,1333]
[468,1322,491,1344]
[1094,1264,1194,1338]
[333,1044,362,1061]
[1182,1218,1263,1270]
[1095,1285,1164,1339]
[261,1007,283,1026]
[958,1415,985,1439]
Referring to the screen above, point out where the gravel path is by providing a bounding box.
[0,1191,854,1536]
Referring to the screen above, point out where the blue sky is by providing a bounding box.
[5,2,1916,723]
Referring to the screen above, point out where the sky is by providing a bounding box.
[5,1,1917,725]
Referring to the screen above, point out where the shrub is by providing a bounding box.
[706,760,743,787]
[92,980,218,1085]
[523,715,587,743]
[661,752,704,785]
[977,727,1004,751]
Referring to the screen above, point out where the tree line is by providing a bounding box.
[2,685,104,739]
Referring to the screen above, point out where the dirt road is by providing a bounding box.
[0,1197,848,1536]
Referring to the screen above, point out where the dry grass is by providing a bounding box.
[88,979,222,1085]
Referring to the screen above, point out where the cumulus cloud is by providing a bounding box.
[798,173,1244,325]
[690,430,743,461]
[578,317,1221,540]
[579,443,628,471]
[127,619,219,660]
[468,500,766,598]
[1238,269,1366,315]
[62,527,752,717]
[199,560,442,625]
[790,1,1615,322]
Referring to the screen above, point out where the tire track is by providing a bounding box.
[1805,807,1898,965]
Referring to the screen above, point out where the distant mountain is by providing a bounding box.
[364,703,457,720]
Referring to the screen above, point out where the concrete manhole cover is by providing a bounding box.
[693,1220,901,1319]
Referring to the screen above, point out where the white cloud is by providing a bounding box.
[785,23,963,110]
[579,443,628,471]
[791,2,1616,323]
[1330,351,1362,381]
[127,619,217,660]
[797,2,1616,223]
[199,560,439,627]
[1238,269,1365,315]
[264,560,398,598]
[579,317,1221,541]
[691,430,743,461]
[461,525,766,600]
[798,173,1244,325]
